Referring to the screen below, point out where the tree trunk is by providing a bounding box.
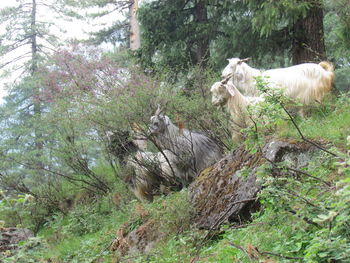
[194,0,209,66]
[129,0,141,50]
[31,0,37,75]
[31,0,44,171]
[292,1,326,64]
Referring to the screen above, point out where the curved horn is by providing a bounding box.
[238,57,250,64]
[221,73,233,84]
[154,104,163,116]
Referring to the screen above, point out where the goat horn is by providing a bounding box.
[221,73,233,84]
[155,104,163,116]
[238,57,250,64]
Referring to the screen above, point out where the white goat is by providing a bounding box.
[149,108,223,182]
[210,79,264,142]
[221,58,335,106]
[126,149,182,202]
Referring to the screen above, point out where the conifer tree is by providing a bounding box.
[0,0,71,192]
[245,0,327,63]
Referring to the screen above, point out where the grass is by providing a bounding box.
[3,94,350,263]
[278,95,350,144]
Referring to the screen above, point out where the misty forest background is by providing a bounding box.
[0,0,350,262]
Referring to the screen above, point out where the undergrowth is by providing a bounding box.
[1,93,349,262]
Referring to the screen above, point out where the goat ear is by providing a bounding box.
[226,83,236,97]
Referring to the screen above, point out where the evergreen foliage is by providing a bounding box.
[0,0,349,262]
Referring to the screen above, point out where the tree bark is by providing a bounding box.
[129,0,141,50]
[194,0,209,66]
[31,0,44,171]
[292,0,326,64]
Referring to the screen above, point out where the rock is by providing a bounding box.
[189,140,316,229]
[0,227,34,252]
[189,146,262,229]
[262,140,314,169]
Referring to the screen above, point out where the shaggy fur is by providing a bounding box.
[149,113,223,182]
[210,80,264,142]
[221,58,335,105]
[126,150,181,202]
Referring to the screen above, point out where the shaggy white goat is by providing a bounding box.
[221,58,335,106]
[149,108,223,182]
[210,79,264,142]
[127,149,182,202]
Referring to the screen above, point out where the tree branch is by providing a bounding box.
[279,102,338,157]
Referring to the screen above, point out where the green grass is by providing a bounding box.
[3,95,350,263]
[278,95,350,144]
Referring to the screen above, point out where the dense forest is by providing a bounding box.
[0,0,349,262]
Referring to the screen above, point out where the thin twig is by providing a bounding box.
[284,165,332,187]
[279,102,338,157]
[230,222,268,230]
[228,242,304,261]
[228,242,254,261]
[259,250,303,260]
[201,198,257,241]
[264,157,332,187]
[286,208,321,227]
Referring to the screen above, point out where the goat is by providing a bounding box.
[149,108,223,183]
[126,149,182,202]
[105,130,139,164]
[210,77,264,142]
[221,58,335,108]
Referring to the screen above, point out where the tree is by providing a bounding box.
[129,0,141,50]
[0,0,74,192]
[245,0,327,64]
[64,0,141,49]
[292,2,326,63]
[324,0,350,61]
[137,0,214,71]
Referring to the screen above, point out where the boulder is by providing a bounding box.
[189,140,315,229]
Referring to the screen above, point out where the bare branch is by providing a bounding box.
[279,102,338,157]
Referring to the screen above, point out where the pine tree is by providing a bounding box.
[64,0,139,49]
[137,0,213,71]
[0,0,71,192]
[245,0,327,64]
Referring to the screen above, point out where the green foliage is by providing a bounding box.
[0,192,34,228]
[242,76,288,151]
[137,0,291,74]
[122,190,198,263]
[138,0,214,71]
[198,149,350,262]
[0,0,350,261]
[1,236,45,263]
[147,190,193,234]
[245,0,310,37]
[324,0,350,60]
[5,192,133,262]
